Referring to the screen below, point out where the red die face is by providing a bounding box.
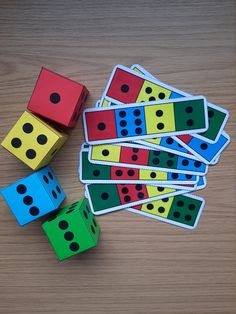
[177,134,192,144]
[117,184,148,205]
[27,68,88,127]
[106,68,144,103]
[120,146,149,166]
[110,166,139,180]
[84,110,117,141]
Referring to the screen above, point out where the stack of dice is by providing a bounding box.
[0,68,100,261]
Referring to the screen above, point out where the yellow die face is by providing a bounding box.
[140,197,174,218]
[136,80,172,103]
[139,169,168,181]
[1,111,67,170]
[144,103,176,135]
[146,185,176,198]
[90,144,121,162]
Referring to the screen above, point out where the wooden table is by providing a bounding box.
[0,1,235,313]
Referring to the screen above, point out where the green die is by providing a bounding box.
[42,198,100,261]
[148,150,178,169]
[174,99,206,131]
[167,195,202,227]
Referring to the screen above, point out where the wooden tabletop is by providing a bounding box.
[0,1,235,313]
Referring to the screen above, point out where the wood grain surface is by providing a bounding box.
[0,1,235,313]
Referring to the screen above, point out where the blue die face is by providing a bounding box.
[177,156,207,174]
[0,166,65,226]
[115,107,146,138]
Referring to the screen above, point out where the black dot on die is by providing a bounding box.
[52,190,57,199]
[208,110,214,118]
[58,220,68,230]
[122,187,129,194]
[50,92,61,104]
[64,231,74,241]
[201,143,208,150]
[26,149,36,159]
[173,211,180,218]
[132,154,138,161]
[22,123,33,133]
[115,170,123,176]
[119,111,126,118]
[86,205,90,213]
[23,195,33,205]
[158,206,165,213]
[187,119,194,126]
[101,192,109,200]
[171,173,179,179]
[97,123,106,131]
[182,159,189,166]
[185,215,192,221]
[91,225,95,234]
[127,170,135,176]
[194,161,202,168]
[120,120,127,127]
[93,169,100,176]
[124,195,131,202]
[16,184,27,194]
[43,175,49,184]
[156,110,163,117]
[185,106,193,113]
[145,87,152,94]
[150,172,156,178]
[158,92,165,99]
[147,203,154,210]
[121,129,128,136]
[11,138,22,148]
[188,204,196,210]
[157,123,164,130]
[133,109,141,116]
[56,186,61,194]
[177,200,184,207]
[70,242,80,252]
[135,128,142,134]
[93,219,97,227]
[37,134,48,145]
[102,149,109,156]
[166,137,173,144]
[83,210,88,219]
[48,172,53,180]
[121,84,129,93]
[29,206,39,216]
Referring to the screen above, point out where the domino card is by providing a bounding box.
[83,96,209,144]
[85,183,189,215]
[88,143,208,176]
[126,193,205,230]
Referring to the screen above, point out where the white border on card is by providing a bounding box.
[83,96,209,145]
[88,142,208,176]
[126,193,205,230]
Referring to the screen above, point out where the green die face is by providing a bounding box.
[42,199,100,261]
[86,184,121,213]
[167,195,202,227]
[148,150,178,169]
[81,151,110,180]
[200,107,227,141]
[174,99,206,131]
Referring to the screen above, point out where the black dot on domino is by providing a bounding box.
[208,110,214,118]
[158,206,165,213]
[50,92,61,104]
[93,170,100,176]
[171,173,178,179]
[188,204,196,210]
[187,119,194,126]
[127,170,135,176]
[121,129,128,136]
[157,187,164,192]
[133,109,141,117]
[185,106,193,113]
[121,84,129,93]
[156,110,163,117]
[97,122,106,131]
[119,111,126,118]
[115,170,123,176]
[122,187,129,194]
[157,123,164,130]
[166,137,173,144]
[132,154,138,161]
[158,92,165,99]
[182,159,189,166]
[102,149,109,156]
[149,96,156,101]
[177,200,184,207]
[120,120,127,127]
[150,172,156,178]
[101,192,109,200]
[185,215,192,221]
[194,161,201,168]
[147,203,154,210]
[200,143,208,150]
[124,195,131,202]
[173,211,180,218]
[145,87,152,94]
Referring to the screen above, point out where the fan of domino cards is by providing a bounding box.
[79,64,230,230]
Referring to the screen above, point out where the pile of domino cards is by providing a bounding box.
[79,64,230,230]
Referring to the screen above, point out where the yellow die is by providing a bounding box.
[140,197,174,218]
[90,144,121,163]
[1,111,68,170]
[144,103,176,134]
[136,80,172,103]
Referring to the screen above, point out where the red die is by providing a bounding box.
[120,146,149,166]
[177,134,192,144]
[117,184,148,205]
[111,166,139,180]
[107,68,144,103]
[84,110,117,141]
[28,67,88,127]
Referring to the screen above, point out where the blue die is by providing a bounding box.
[0,166,66,226]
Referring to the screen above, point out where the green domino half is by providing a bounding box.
[81,151,111,180]
[174,99,206,131]
[148,150,178,169]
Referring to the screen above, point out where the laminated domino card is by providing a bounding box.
[83,96,208,144]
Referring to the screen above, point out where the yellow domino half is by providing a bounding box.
[91,144,121,162]
[136,80,172,103]
[139,169,168,180]
[140,197,174,218]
